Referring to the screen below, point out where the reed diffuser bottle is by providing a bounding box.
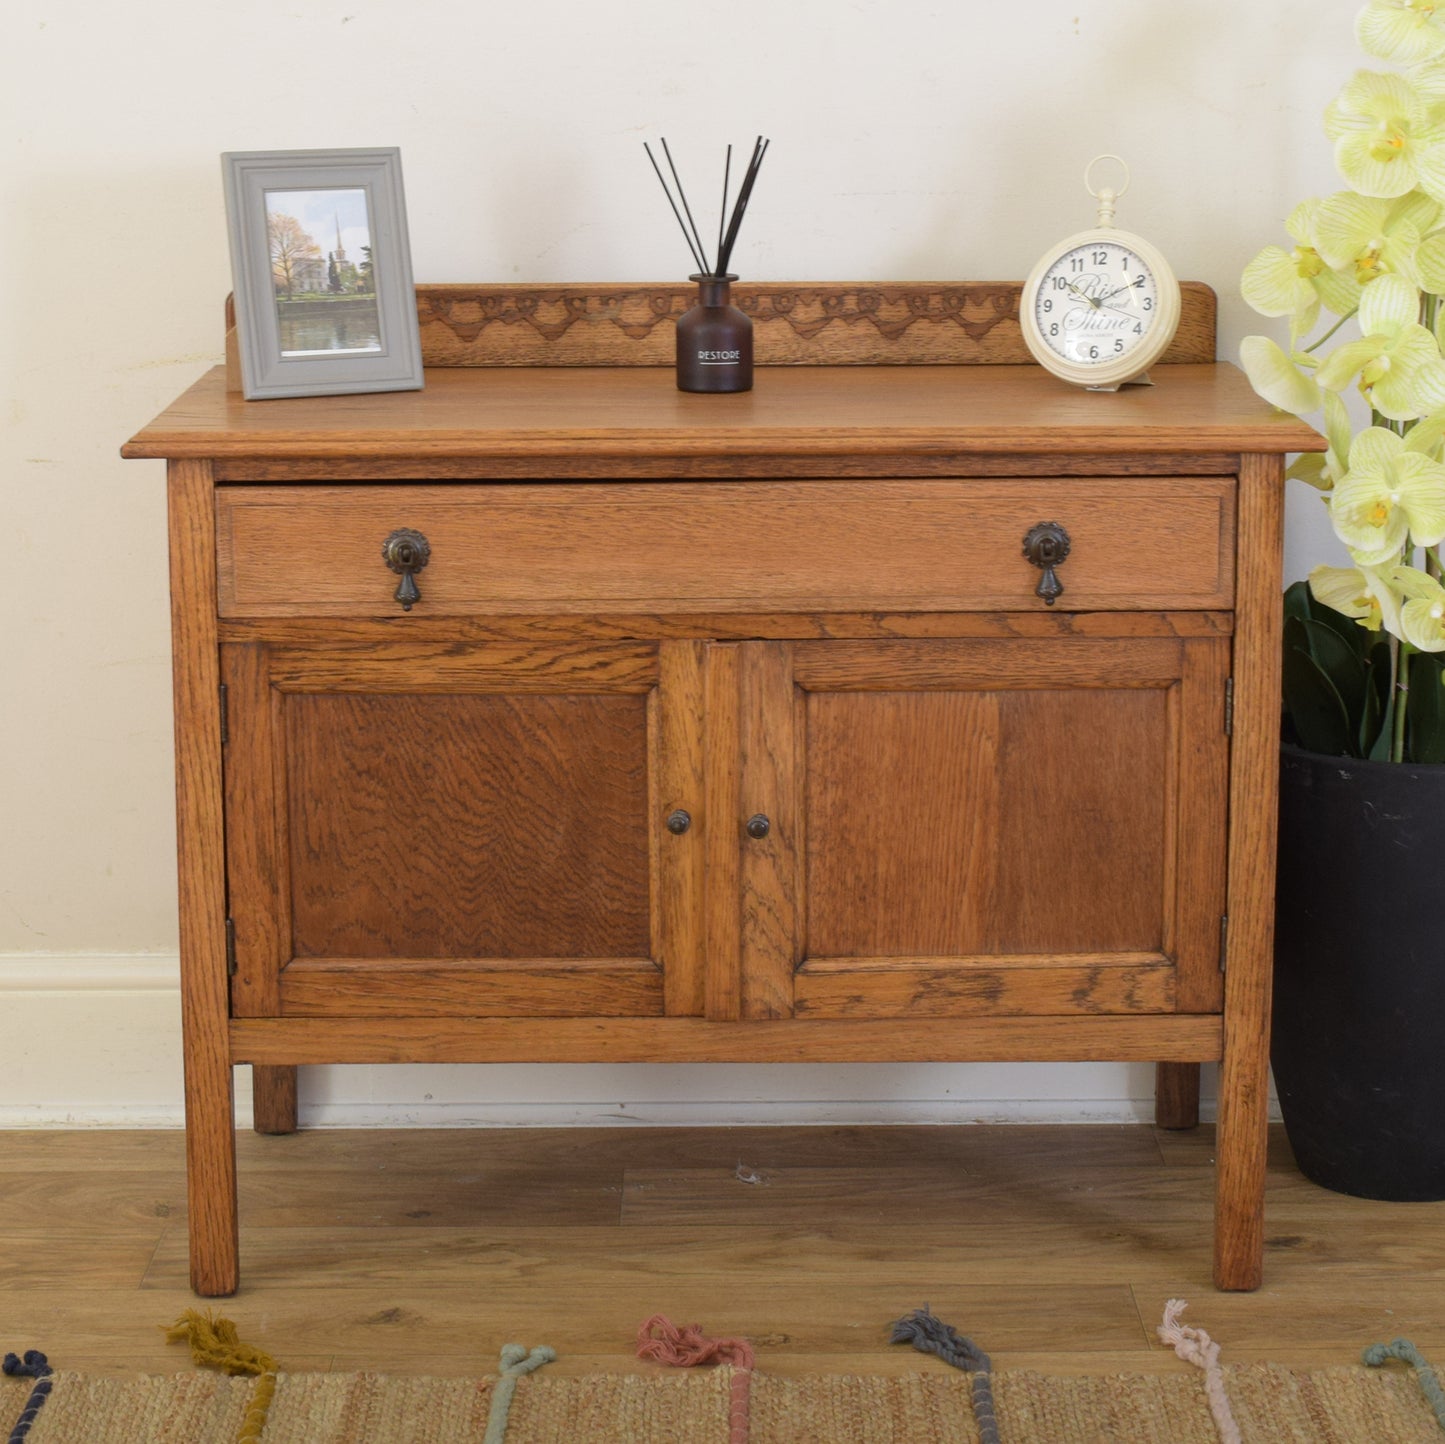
[676,273,752,393]
[645,136,770,394]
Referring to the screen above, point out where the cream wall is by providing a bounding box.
[1,0,1357,1124]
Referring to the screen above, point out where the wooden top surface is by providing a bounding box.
[123,363,1322,461]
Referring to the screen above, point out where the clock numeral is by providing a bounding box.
[1133,322,1143,334]
[1042,298,1053,313]
[1133,275,1146,288]
[1088,345,1099,359]
[1070,257,1085,271]
[1115,339,1125,353]
[1123,254,1132,270]
[1143,296,1154,311]
[1049,323,1059,336]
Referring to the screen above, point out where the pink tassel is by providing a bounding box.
[638,1315,754,1444]
[1157,1299,1241,1444]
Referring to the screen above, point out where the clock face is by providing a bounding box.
[1032,241,1161,368]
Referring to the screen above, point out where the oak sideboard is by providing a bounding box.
[123,282,1321,1295]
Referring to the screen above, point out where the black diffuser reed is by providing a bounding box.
[644,136,770,392]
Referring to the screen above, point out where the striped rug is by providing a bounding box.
[4,1362,1443,1442]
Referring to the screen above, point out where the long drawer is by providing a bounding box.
[215,477,1236,617]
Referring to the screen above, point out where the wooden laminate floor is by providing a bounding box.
[1,1123,1441,1379]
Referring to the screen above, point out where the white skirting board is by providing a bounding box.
[0,954,1248,1129]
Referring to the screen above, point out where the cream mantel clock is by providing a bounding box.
[1020,156,1181,391]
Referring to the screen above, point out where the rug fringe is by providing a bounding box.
[1157,1298,1241,1444]
[1363,1338,1445,1433]
[164,1311,277,1443]
[637,1315,753,1444]
[2,1350,53,1444]
[888,1306,999,1444]
[482,1343,555,1444]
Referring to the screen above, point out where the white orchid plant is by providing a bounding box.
[1242,0,1445,762]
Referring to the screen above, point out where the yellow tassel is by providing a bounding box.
[165,1311,278,1442]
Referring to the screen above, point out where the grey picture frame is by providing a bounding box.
[221,147,423,400]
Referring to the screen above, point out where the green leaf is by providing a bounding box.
[1362,638,1394,755]
[1302,590,1374,660]
[1284,579,1315,625]
[1283,631,1357,756]
[1406,650,1445,761]
[1297,616,1369,738]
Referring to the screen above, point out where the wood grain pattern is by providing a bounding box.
[793,961,1176,1018]
[986,688,1167,955]
[263,642,659,692]
[215,478,1236,619]
[1154,1062,1202,1130]
[1172,640,1231,1011]
[738,643,798,1020]
[219,643,288,1018]
[703,645,743,1022]
[123,365,1322,463]
[1214,453,1286,1292]
[280,960,663,1018]
[250,1066,299,1135]
[410,281,1219,368]
[655,642,708,1017]
[166,458,239,1296]
[211,451,1242,482]
[284,692,651,961]
[790,637,1188,690]
[217,611,1236,647]
[804,689,1001,957]
[229,1014,1224,1064]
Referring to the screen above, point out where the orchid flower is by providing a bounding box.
[1390,563,1445,647]
[1239,336,1322,416]
[1308,563,1404,632]
[1327,425,1445,564]
[1312,189,1438,284]
[1358,0,1445,68]
[1325,70,1445,201]
[1314,272,1445,417]
[1243,200,1362,333]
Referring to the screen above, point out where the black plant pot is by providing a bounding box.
[1272,742,1445,1200]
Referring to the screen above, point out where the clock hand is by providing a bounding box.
[1063,280,1103,310]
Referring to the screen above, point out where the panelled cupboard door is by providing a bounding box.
[719,637,1230,1022]
[220,639,706,1020]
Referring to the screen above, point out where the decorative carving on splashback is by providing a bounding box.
[415,283,1052,364]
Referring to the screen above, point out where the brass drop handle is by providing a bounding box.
[382,528,431,611]
[1022,521,1071,606]
[746,814,771,840]
[666,809,692,835]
